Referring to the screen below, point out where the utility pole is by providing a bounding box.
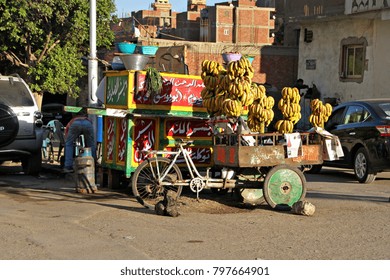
[89,0,98,135]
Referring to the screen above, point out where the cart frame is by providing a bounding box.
[131,131,323,211]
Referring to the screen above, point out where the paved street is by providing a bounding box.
[0,162,389,260]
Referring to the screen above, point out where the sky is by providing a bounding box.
[114,0,221,17]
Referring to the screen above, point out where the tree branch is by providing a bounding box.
[37,32,52,63]
[2,51,29,68]
[47,39,61,54]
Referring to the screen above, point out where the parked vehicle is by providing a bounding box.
[41,102,72,126]
[0,74,44,175]
[308,99,390,183]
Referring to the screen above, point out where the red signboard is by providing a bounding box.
[105,117,115,162]
[117,118,128,163]
[132,118,157,163]
[135,73,204,108]
[165,119,212,138]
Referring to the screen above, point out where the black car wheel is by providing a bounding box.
[0,103,19,147]
[354,147,376,184]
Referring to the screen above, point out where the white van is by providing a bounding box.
[0,74,44,174]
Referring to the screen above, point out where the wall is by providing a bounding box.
[373,18,390,98]
[137,39,297,91]
[175,12,202,41]
[211,5,274,44]
[215,6,234,43]
[296,17,389,102]
[275,0,345,46]
[235,7,275,44]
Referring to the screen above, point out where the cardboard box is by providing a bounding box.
[323,137,344,161]
[285,133,302,158]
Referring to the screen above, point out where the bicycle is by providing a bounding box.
[42,119,65,165]
[132,131,319,211]
[132,139,231,209]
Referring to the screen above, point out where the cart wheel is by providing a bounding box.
[131,157,183,210]
[263,165,306,210]
[235,188,265,206]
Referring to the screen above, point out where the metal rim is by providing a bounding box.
[354,148,376,183]
[354,152,367,179]
[131,157,183,209]
[263,165,306,210]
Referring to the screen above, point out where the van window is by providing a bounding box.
[0,80,35,107]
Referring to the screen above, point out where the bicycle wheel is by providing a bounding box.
[132,157,183,209]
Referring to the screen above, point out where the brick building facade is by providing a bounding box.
[108,0,298,91]
[201,4,274,44]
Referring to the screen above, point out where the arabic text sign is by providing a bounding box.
[165,119,212,138]
[106,75,128,106]
[135,73,204,108]
[105,117,116,162]
[117,118,128,163]
[165,146,212,165]
[132,118,157,163]
[345,0,388,14]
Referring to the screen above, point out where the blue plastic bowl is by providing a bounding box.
[117,42,136,54]
[246,56,255,64]
[138,45,159,55]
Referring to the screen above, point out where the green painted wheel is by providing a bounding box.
[263,165,306,210]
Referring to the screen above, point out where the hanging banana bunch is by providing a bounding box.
[251,83,266,101]
[200,56,260,120]
[227,56,254,80]
[201,59,226,91]
[275,87,302,134]
[222,98,243,118]
[200,59,226,116]
[247,85,275,133]
[309,99,332,128]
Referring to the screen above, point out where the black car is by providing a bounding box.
[309,98,390,183]
[41,103,72,126]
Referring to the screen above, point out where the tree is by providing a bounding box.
[0,0,116,102]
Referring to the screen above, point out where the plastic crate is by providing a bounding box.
[138,45,159,55]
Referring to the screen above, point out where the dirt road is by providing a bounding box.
[0,163,389,260]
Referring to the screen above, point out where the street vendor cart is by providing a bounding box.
[88,69,214,187]
[87,67,326,211]
[131,125,324,211]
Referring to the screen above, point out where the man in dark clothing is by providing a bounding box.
[63,108,96,173]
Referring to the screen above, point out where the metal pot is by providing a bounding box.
[119,54,150,71]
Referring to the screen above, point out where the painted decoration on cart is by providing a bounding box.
[134,73,204,110]
[132,118,158,164]
[164,146,212,165]
[116,118,128,164]
[105,75,129,107]
[165,119,212,139]
[104,117,116,163]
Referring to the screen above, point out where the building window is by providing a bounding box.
[224,29,229,35]
[340,37,367,83]
[345,45,364,77]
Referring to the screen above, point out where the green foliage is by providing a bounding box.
[0,0,116,97]
[145,67,163,98]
